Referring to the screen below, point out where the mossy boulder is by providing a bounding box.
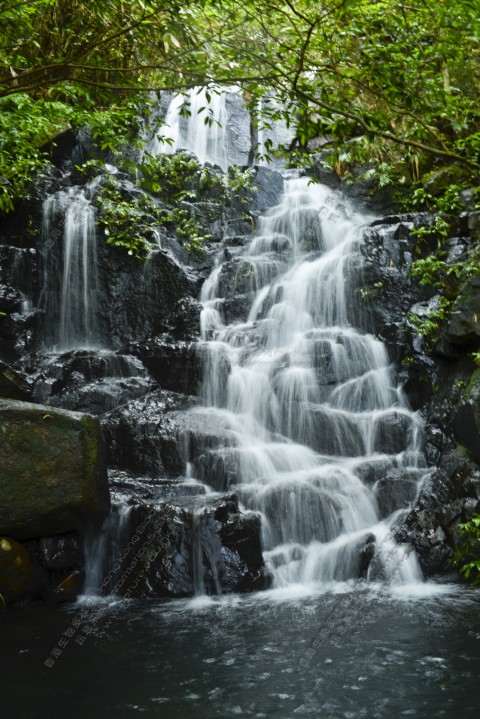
[0,399,109,539]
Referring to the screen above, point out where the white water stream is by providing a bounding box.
[149,87,231,170]
[198,177,426,589]
[41,184,101,351]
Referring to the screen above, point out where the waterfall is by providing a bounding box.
[41,185,101,351]
[198,177,425,589]
[149,87,230,170]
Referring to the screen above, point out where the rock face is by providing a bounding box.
[95,493,270,598]
[0,399,109,539]
[354,198,480,577]
[393,451,480,575]
[0,359,32,401]
[445,276,480,350]
[452,369,480,463]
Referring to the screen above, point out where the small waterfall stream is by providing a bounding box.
[41,183,101,351]
[198,177,426,589]
[149,87,230,170]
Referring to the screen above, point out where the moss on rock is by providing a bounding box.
[0,399,109,540]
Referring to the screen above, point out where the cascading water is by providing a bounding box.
[149,87,230,170]
[198,176,426,590]
[41,183,101,351]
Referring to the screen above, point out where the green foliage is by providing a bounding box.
[1,0,480,214]
[358,281,383,301]
[96,173,213,258]
[224,165,256,216]
[0,93,74,212]
[452,515,480,584]
[139,152,255,210]
[138,152,206,201]
[407,296,452,342]
[78,98,149,155]
[411,254,480,289]
[94,152,255,257]
[95,175,163,258]
[410,255,449,288]
[410,216,450,246]
[435,185,466,214]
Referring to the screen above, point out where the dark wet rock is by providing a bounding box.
[100,494,269,598]
[249,166,284,215]
[225,95,253,164]
[104,247,198,348]
[224,218,254,238]
[441,275,480,352]
[0,537,45,603]
[422,359,478,461]
[101,390,195,477]
[393,451,480,576]
[49,569,85,604]
[223,234,252,250]
[40,128,78,167]
[373,411,415,455]
[452,368,480,463]
[0,245,38,283]
[399,344,440,412]
[197,447,242,491]
[219,294,256,324]
[358,533,377,578]
[109,469,207,502]
[0,284,22,314]
[354,457,397,486]
[0,399,109,540]
[167,297,203,340]
[304,160,342,192]
[0,308,39,363]
[304,405,363,456]
[463,211,480,239]
[102,394,234,478]
[302,407,412,457]
[47,376,156,415]
[180,200,224,240]
[359,215,435,357]
[311,338,372,385]
[423,424,452,467]
[374,469,421,518]
[180,410,238,467]
[0,247,39,360]
[31,350,155,413]
[38,533,85,570]
[215,256,282,297]
[130,335,199,396]
[0,359,32,400]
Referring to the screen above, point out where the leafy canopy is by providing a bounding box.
[1,0,480,212]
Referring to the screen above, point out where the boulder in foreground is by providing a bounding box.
[0,399,109,540]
